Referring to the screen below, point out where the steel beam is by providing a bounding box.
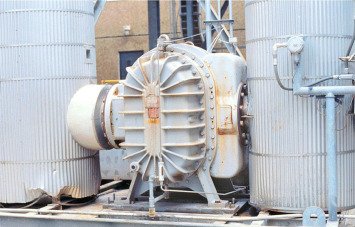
[148,0,161,49]
[199,0,244,57]
[186,0,194,39]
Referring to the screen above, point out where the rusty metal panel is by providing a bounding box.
[205,53,247,179]
[245,0,355,211]
[0,0,100,203]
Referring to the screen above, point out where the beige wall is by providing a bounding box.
[95,0,245,82]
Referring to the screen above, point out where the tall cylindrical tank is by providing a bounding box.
[0,0,100,203]
[246,0,355,211]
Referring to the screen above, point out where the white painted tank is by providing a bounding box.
[245,0,355,211]
[0,0,100,203]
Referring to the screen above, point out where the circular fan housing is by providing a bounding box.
[119,51,207,183]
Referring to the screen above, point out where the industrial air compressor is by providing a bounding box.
[67,36,249,212]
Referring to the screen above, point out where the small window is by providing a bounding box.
[84,46,93,64]
[86,49,91,60]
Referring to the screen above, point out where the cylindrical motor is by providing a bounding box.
[246,0,355,211]
[67,84,122,150]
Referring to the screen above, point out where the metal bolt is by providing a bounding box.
[211,146,215,150]
[208,156,212,161]
[209,84,213,89]
[200,115,205,120]
[181,60,186,64]
[210,105,214,109]
[211,134,215,139]
[203,167,207,171]
[210,94,214,99]
[240,121,244,126]
[210,115,214,119]
[206,73,210,78]
[192,56,195,60]
[211,125,215,129]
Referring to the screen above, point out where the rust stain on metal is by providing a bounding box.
[215,74,237,136]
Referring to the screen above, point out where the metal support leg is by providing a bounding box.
[196,168,221,205]
[125,172,149,204]
[325,93,338,222]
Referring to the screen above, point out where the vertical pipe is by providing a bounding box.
[228,0,233,38]
[217,0,221,19]
[293,55,302,92]
[148,176,156,217]
[186,0,194,40]
[205,0,212,52]
[94,0,107,24]
[326,93,337,222]
[148,0,160,49]
[169,0,177,39]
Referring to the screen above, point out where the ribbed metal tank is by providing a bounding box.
[245,0,355,211]
[0,0,100,203]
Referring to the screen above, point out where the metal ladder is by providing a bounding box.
[180,0,204,48]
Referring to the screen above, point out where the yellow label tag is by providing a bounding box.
[148,119,159,124]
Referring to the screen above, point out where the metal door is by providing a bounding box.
[119,51,144,79]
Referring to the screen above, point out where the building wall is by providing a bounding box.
[95,0,245,82]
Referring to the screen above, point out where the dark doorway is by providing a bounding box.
[119,51,144,79]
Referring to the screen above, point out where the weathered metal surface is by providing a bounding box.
[71,41,247,206]
[245,0,355,211]
[120,49,207,183]
[100,149,130,180]
[0,0,100,203]
[0,214,232,227]
[0,187,354,226]
[105,201,240,214]
[204,54,247,178]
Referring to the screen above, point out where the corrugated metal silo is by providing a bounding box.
[245,0,355,211]
[0,0,100,203]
